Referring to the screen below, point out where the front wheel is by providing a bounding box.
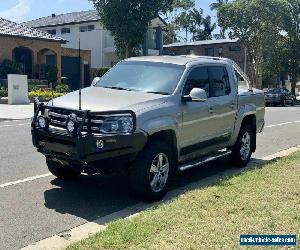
[230,124,254,168]
[47,159,81,179]
[282,99,287,107]
[129,140,174,202]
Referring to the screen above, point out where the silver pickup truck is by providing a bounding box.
[31,56,265,201]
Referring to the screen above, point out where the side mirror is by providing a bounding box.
[91,77,101,87]
[182,88,207,102]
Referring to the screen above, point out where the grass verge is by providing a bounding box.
[68,152,300,250]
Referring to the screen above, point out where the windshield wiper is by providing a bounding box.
[146,91,170,95]
[103,86,132,91]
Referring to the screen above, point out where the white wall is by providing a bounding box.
[41,22,104,69]
[40,17,165,69]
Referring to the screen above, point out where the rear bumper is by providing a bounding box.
[32,128,147,164]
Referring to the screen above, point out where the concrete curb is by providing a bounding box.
[20,145,300,250]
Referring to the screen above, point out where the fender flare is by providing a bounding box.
[229,104,257,146]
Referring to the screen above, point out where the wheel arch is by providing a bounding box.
[230,104,257,151]
[147,130,179,164]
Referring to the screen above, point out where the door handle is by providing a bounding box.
[209,107,214,114]
[231,103,236,109]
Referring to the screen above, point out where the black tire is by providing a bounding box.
[291,100,295,106]
[230,124,254,168]
[129,140,174,202]
[47,159,81,179]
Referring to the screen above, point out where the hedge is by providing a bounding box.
[28,89,64,102]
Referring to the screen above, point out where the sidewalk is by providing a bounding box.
[0,104,34,120]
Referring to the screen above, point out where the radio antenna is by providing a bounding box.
[78,38,82,110]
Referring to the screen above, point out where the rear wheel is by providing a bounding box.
[230,124,254,168]
[46,159,81,179]
[129,140,174,202]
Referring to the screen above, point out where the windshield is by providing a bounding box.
[96,61,185,94]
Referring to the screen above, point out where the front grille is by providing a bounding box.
[48,110,104,134]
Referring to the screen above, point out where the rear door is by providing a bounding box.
[207,65,237,140]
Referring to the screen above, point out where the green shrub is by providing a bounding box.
[29,89,64,102]
[55,83,70,93]
[28,83,38,92]
[0,60,21,79]
[94,68,110,78]
[45,64,58,84]
[0,87,8,97]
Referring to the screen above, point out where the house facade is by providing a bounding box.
[23,10,166,69]
[0,18,91,90]
[164,39,247,72]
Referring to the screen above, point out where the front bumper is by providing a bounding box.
[32,128,147,164]
[31,101,147,166]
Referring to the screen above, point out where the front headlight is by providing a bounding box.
[100,116,134,134]
[37,115,49,129]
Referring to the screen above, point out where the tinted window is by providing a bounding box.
[208,66,231,97]
[205,48,214,56]
[185,67,210,97]
[61,28,70,34]
[229,46,241,51]
[47,29,56,35]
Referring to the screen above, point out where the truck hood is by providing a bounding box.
[50,87,168,112]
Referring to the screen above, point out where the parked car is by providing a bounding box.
[264,88,296,106]
[31,56,265,201]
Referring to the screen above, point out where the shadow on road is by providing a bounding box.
[43,157,271,225]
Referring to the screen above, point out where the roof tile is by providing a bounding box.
[0,17,66,42]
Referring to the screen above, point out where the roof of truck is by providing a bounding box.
[126,55,232,66]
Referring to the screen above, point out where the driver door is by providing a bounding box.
[180,66,217,157]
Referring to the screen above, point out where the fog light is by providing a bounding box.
[66,120,75,134]
[66,113,78,135]
[96,140,104,149]
[38,116,48,129]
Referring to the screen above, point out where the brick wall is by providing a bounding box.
[164,42,247,71]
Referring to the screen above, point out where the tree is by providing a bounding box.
[164,23,179,44]
[175,12,193,41]
[278,0,300,95]
[218,0,283,89]
[92,0,173,59]
[164,0,195,44]
[189,8,203,41]
[210,0,229,39]
[194,15,216,40]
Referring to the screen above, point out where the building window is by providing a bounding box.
[218,47,224,57]
[61,28,71,34]
[47,29,56,35]
[80,25,95,32]
[205,48,214,56]
[229,45,241,52]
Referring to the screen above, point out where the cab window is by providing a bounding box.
[208,66,231,97]
[184,67,210,97]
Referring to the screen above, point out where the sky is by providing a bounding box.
[0,0,216,23]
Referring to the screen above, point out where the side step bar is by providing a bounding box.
[179,150,232,172]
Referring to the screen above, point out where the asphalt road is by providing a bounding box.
[0,107,300,250]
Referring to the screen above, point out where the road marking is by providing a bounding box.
[265,120,300,128]
[0,122,30,128]
[0,173,52,188]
